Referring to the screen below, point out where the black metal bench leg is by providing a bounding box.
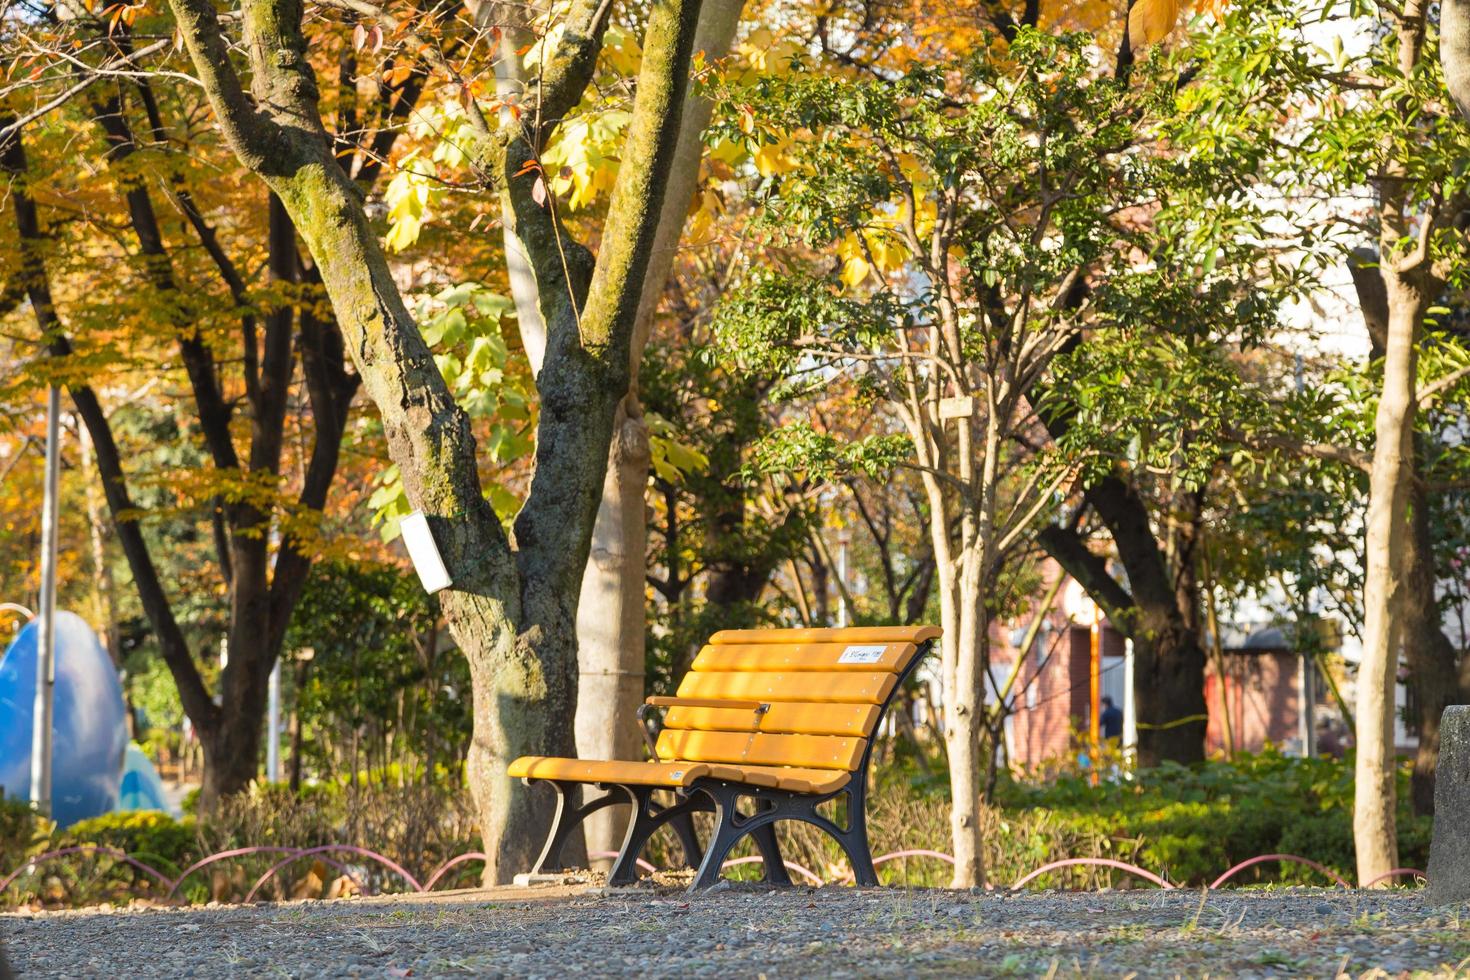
[607,787,654,886]
[831,789,879,887]
[607,793,709,886]
[751,823,793,887]
[838,819,879,887]
[690,790,752,890]
[667,807,702,868]
[528,781,627,874]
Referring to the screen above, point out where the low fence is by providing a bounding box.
[0,845,1428,905]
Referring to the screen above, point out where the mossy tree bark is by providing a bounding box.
[164,0,705,880]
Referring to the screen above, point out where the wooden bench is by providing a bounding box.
[508,625,941,890]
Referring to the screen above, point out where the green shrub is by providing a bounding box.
[61,811,199,879]
[0,798,49,874]
[994,749,1431,886]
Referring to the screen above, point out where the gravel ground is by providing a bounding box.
[0,884,1461,978]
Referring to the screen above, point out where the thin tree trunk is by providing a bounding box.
[1442,0,1470,123]
[1355,280,1424,884]
[1401,433,1461,815]
[574,401,653,865]
[946,542,987,889]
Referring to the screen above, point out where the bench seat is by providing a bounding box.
[507,757,853,794]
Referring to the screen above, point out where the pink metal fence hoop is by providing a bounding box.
[167,846,304,901]
[0,846,173,895]
[1208,854,1351,890]
[588,850,658,874]
[718,855,825,887]
[423,853,489,892]
[1010,857,1173,891]
[243,845,423,903]
[1360,868,1428,889]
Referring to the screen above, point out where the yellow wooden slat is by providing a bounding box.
[663,701,880,738]
[691,642,917,674]
[708,626,941,645]
[508,756,709,787]
[656,730,866,771]
[677,670,896,705]
[718,765,853,794]
[704,764,781,788]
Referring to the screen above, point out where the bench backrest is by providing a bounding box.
[654,626,941,773]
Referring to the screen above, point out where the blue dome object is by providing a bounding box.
[0,612,127,826]
[118,742,173,815]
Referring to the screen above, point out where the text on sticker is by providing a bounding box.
[838,645,888,664]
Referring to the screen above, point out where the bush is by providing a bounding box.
[994,749,1431,886]
[62,811,199,879]
[1,773,480,908]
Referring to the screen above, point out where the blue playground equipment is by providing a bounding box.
[118,742,171,814]
[0,612,128,826]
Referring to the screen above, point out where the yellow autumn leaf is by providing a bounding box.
[685,186,725,243]
[752,136,796,177]
[866,231,909,273]
[737,27,801,75]
[840,254,871,289]
[1128,0,1181,47]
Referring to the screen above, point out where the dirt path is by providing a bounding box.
[1,885,1460,977]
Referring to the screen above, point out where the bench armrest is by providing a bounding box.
[643,696,768,711]
[636,697,770,759]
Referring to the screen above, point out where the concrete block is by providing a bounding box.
[1428,705,1470,904]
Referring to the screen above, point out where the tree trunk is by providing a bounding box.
[1039,476,1208,766]
[1404,461,1462,815]
[946,543,988,888]
[1443,0,1470,124]
[1355,276,1425,885]
[166,0,706,881]
[573,7,744,870]
[574,397,652,866]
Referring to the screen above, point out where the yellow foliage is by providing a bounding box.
[685,186,726,244]
[540,109,630,210]
[752,135,797,177]
[1128,0,1182,47]
[737,27,802,75]
[836,226,911,290]
[601,24,642,75]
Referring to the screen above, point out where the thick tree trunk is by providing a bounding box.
[1355,278,1424,885]
[199,690,270,812]
[1039,476,1207,766]
[1130,609,1207,768]
[166,0,705,881]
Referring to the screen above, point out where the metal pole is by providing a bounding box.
[267,659,281,782]
[1089,604,1100,785]
[30,385,61,814]
[1300,651,1315,758]
[836,532,849,629]
[1123,637,1137,767]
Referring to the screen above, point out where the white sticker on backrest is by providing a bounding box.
[838,644,887,664]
